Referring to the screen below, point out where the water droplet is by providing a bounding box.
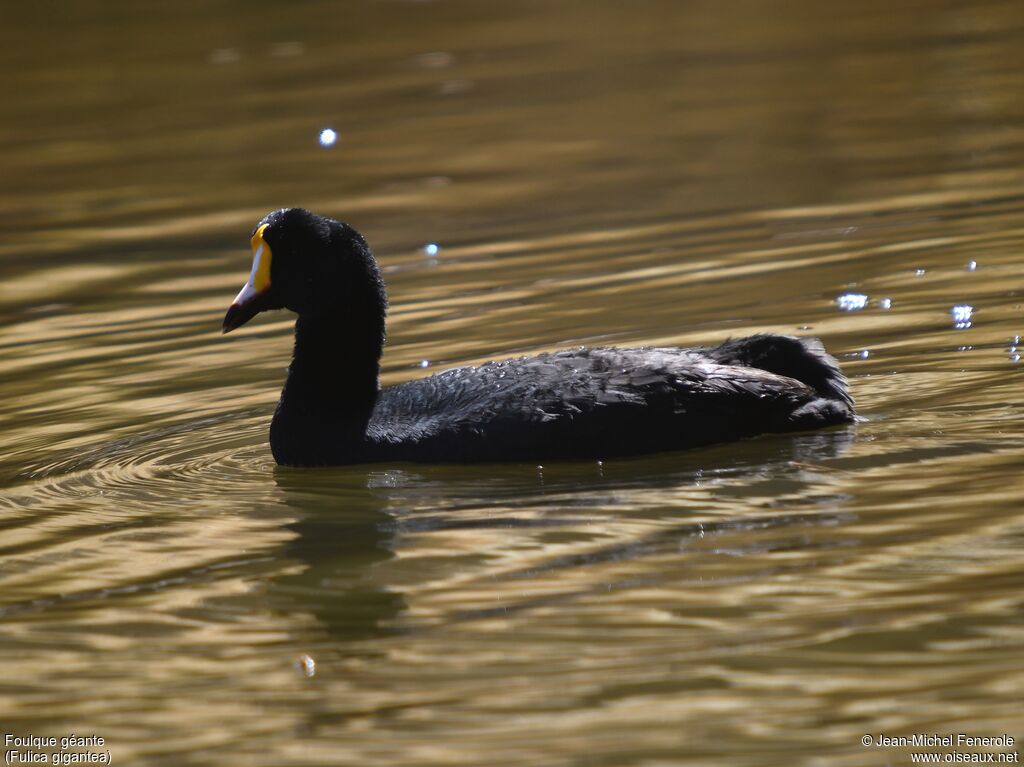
[915,268,927,276]
[419,360,430,368]
[951,304,973,329]
[836,293,868,311]
[1011,354,1021,363]
[318,128,338,147]
[859,350,870,359]
[878,297,893,310]
[295,654,316,677]
[966,260,977,271]
[423,243,440,257]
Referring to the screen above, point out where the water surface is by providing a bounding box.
[3,1,1024,765]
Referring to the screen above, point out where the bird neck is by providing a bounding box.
[271,308,384,464]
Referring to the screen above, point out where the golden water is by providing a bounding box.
[2,1,1023,764]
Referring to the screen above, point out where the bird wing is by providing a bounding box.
[368,347,816,457]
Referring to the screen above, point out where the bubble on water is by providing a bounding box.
[836,293,868,311]
[318,128,338,147]
[422,243,440,257]
[966,260,978,271]
[951,304,973,329]
[878,297,893,310]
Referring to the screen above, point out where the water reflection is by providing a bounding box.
[835,293,867,312]
[261,426,858,650]
[317,128,338,148]
[269,470,404,644]
[952,303,974,329]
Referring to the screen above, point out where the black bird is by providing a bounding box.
[222,208,855,466]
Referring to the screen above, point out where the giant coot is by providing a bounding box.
[222,208,854,466]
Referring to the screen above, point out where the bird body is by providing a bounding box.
[360,342,850,464]
[223,209,854,466]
